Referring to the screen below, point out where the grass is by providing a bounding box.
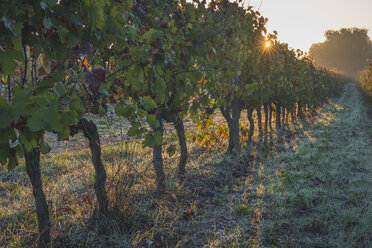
[0,83,371,247]
[258,84,372,247]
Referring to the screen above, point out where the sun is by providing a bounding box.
[260,39,274,56]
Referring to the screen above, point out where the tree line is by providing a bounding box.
[0,0,345,247]
[309,27,372,78]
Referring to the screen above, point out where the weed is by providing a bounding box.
[234,204,251,216]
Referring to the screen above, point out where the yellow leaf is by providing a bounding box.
[1,75,8,83]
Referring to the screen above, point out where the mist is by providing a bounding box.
[309,28,372,78]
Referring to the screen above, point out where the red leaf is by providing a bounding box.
[93,68,106,84]
[86,68,106,95]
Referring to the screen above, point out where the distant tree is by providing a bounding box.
[359,62,372,96]
[309,28,372,78]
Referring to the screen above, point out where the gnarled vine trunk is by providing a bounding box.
[221,105,234,154]
[275,103,281,129]
[291,106,296,121]
[263,104,269,132]
[75,118,109,217]
[25,148,50,248]
[247,108,254,143]
[256,107,262,135]
[297,101,304,118]
[286,107,290,124]
[174,117,187,180]
[221,93,241,155]
[269,104,273,130]
[231,92,241,154]
[153,115,165,191]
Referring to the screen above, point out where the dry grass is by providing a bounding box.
[1,84,371,247]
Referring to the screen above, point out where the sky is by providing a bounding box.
[246,0,372,52]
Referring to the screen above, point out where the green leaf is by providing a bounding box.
[54,82,66,96]
[57,126,70,141]
[155,78,166,103]
[0,127,16,146]
[7,155,18,171]
[40,1,49,10]
[64,11,82,27]
[13,89,29,119]
[194,71,204,82]
[167,144,177,157]
[143,131,163,148]
[127,122,141,137]
[1,16,22,37]
[34,70,64,93]
[27,112,45,132]
[40,137,51,154]
[58,26,70,43]
[94,30,102,40]
[0,149,9,165]
[133,66,144,90]
[137,109,147,118]
[0,98,12,129]
[47,110,63,132]
[43,17,52,29]
[115,103,135,120]
[115,103,126,116]
[0,49,23,75]
[20,135,37,153]
[27,101,63,132]
[61,112,78,126]
[146,114,159,129]
[50,39,65,60]
[141,29,160,41]
[153,65,163,76]
[69,97,85,116]
[45,0,58,6]
[13,143,23,157]
[142,96,157,110]
[84,0,105,29]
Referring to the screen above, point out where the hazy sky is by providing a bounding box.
[247,0,372,52]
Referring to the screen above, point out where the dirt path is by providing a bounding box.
[253,83,372,247]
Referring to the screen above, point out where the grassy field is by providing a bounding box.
[0,84,371,247]
[256,84,372,247]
